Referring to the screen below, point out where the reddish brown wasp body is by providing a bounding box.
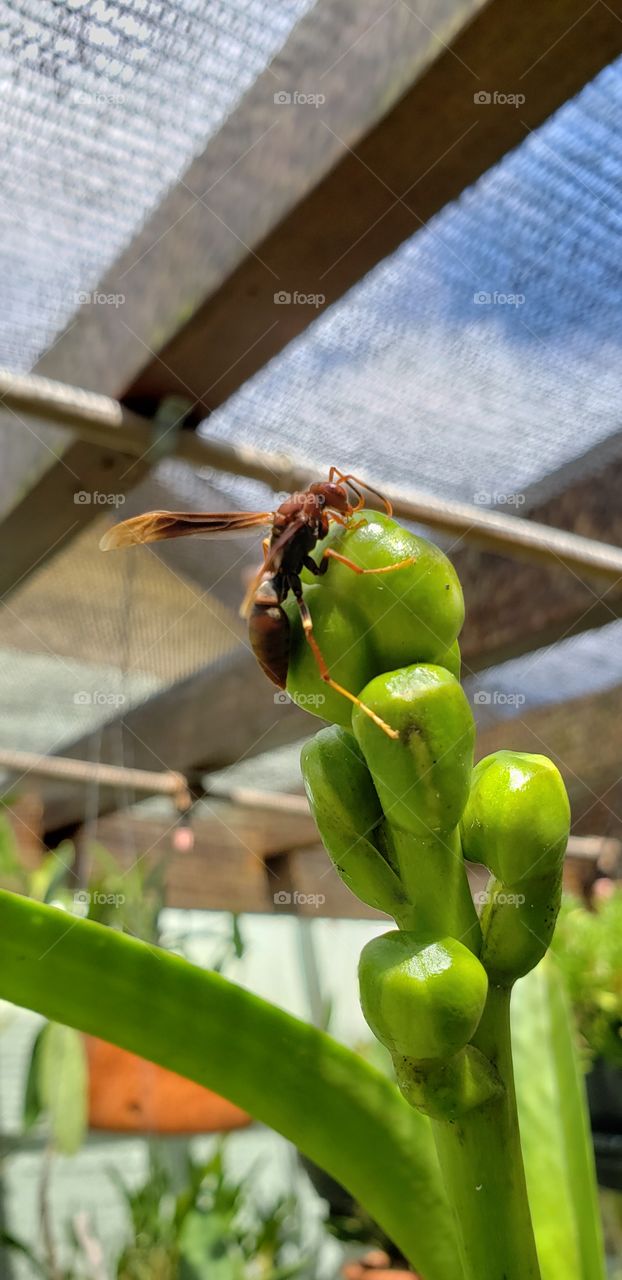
[100,468,415,738]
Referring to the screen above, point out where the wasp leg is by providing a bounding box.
[324,512,369,534]
[291,581,399,740]
[319,548,416,576]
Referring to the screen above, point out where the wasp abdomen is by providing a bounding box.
[249,601,290,689]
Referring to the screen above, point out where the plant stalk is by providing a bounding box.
[390,826,481,953]
[431,984,541,1280]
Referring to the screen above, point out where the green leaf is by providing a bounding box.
[0,1229,48,1276]
[38,849,74,904]
[551,890,622,1068]
[179,1211,244,1280]
[0,889,460,1280]
[38,1021,88,1155]
[231,913,244,960]
[0,813,27,888]
[512,957,606,1280]
[23,1023,46,1130]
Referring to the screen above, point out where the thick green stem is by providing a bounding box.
[388,826,481,954]
[432,985,541,1280]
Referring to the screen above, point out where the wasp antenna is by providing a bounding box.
[329,470,392,516]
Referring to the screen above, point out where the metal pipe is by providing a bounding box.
[0,747,191,811]
[2,368,622,584]
[206,784,310,815]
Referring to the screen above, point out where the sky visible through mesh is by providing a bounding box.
[2,17,621,752]
[206,56,622,509]
[0,0,314,370]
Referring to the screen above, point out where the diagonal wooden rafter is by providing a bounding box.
[0,0,486,600]
[458,448,622,672]
[2,0,622,603]
[122,0,622,415]
[475,681,622,837]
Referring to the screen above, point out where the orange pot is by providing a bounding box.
[342,1253,417,1280]
[85,1037,251,1134]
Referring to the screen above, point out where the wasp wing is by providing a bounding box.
[239,517,308,618]
[100,510,273,551]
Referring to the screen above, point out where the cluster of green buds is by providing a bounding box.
[289,511,570,1124]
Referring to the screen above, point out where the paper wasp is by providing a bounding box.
[100,468,415,738]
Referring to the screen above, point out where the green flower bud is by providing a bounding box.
[301,727,412,923]
[285,513,464,726]
[461,752,570,984]
[359,931,488,1061]
[460,751,570,883]
[352,665,475,836]
[310,511,464,670]
[284,586,373,728]
[478,873,563,984]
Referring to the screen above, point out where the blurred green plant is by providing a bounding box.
[551,889,622,1068]
[512,958,604,1280]
[112,1143,312,1280]
[1,1141,316,1280]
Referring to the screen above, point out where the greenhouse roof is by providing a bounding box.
[1,0,622,851]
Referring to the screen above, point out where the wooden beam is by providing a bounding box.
[562,835,622,898]
[475,683,622,836]
[73,803,382,918]
[123,0,622,414]
[42,808,487,918]
[92,799,318,914]
[458,451,622,673]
